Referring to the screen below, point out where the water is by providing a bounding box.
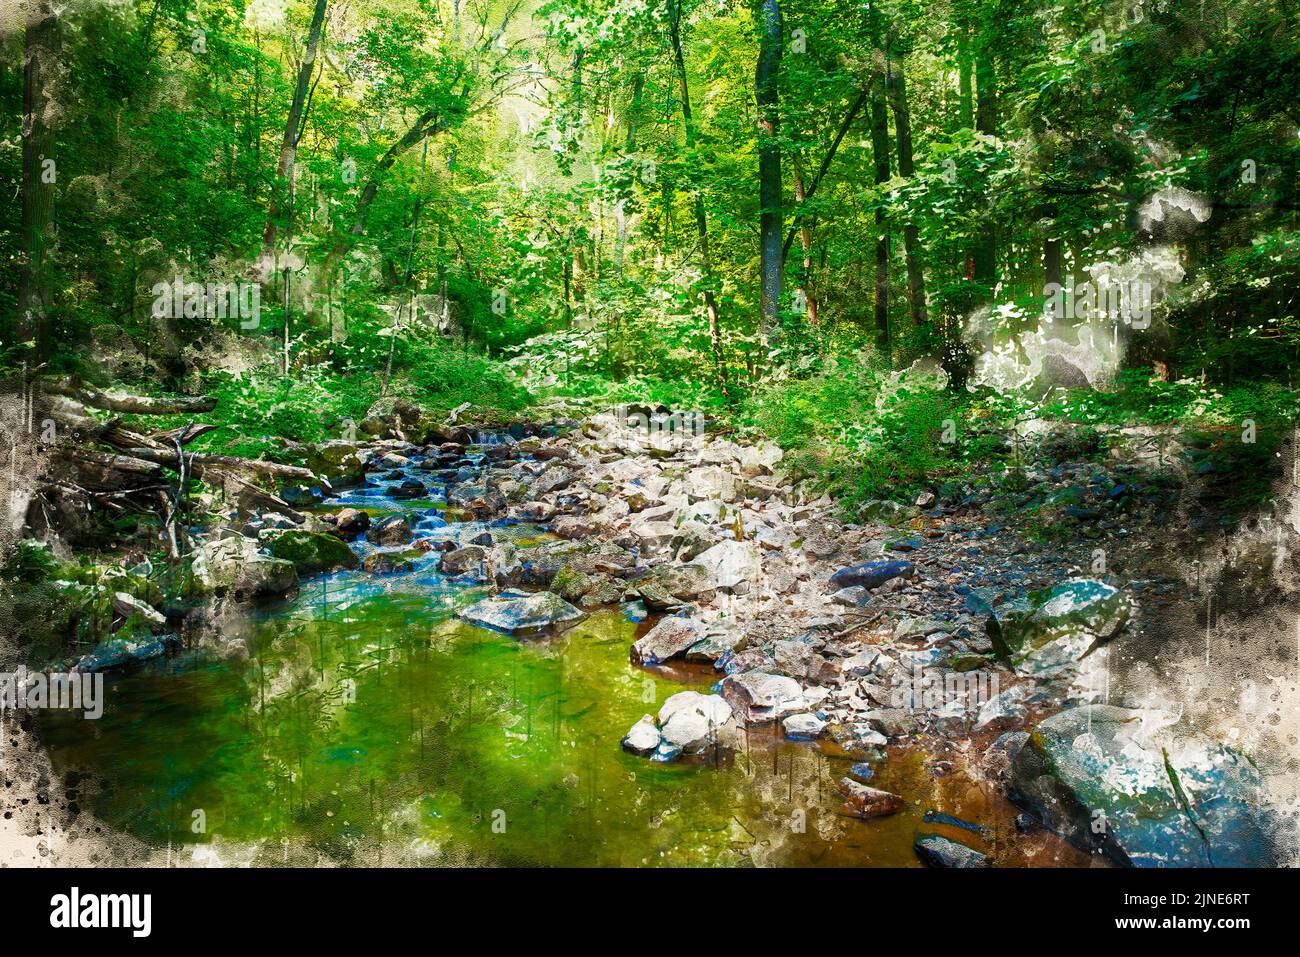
[38,441,1088,866]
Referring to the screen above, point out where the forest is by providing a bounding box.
[1,0,1299,870]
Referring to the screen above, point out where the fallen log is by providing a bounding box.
[45,378,218,415]
[151,423,218,446]
[124,446,316,482]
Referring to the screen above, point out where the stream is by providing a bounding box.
[38,434,1083,866]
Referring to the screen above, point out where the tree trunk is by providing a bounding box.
[667,0,726,394]
[755,0,783,347]
[973,50,998,293]
[316,108,450,299]
[791,159,817,325]
[888,50,927,329]
[261,0,329,275]
[17,0,59,360]
[870,51,892,355]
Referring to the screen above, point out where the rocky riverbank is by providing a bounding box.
[10,398,1289,867]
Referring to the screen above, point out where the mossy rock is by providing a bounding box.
[260,530,359,574]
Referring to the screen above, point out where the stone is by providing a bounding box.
[686,465,738,503]
[191,536,299,599]
[438,545,487,577]
[829,560,915,591]
[74,633,180,674]
[308,441,368,488]
[369,515,413,546]
[782,712,826,741]
[720,669,806,726]
[658,690,732,726]
[974,687,1029,732]
[333,508,371,540]
[738,442,783,478]
[685,630,744,665]
[363,553,414,574]
[260,530,359,575]
[1010,705,1277,867]
[631,615,705,664]
[458,591,586,637]
[988,578,1131,675]
[838,777,903,819]
[692,540,761,592]
[110,592,166,629]
[621,715,661,757]
[914,835,990,869]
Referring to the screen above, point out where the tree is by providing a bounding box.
[755,0,783,348]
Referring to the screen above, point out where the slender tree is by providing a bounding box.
[755,0,783,347]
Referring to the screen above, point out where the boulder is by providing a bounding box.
[782,712,826,741]
[110,592,166,629]
[333,508,371,540]
[191,536,299,599]
[988,579,1131,675]
[458,591,586,637]
[720,669,806,726]
[631,615,705,665]
[738,442,783,478]
[438,545,487,577]
[260,529,359,575]
[655,691,734,755]
[1010,705,1277,867]
[692,540,762,592]
[307,441,368,488]
[370,515,414,546]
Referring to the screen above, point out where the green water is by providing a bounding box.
[39,580,1075,865]
[38,467,1078,866]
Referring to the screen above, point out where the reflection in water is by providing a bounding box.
[39,452,1088,867]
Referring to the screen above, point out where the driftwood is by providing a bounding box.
[45,377,218,415]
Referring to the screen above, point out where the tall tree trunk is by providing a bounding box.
[957,28,973,129]
[261,0,329,275]
[870,50,892,355]
[667,0,726,394]
[791,158,817,325]
[888,49,927,329]
[18,0,59,361]
[755,0,783,348]
[973,50,998,291]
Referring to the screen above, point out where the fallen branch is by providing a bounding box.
[123,447,315,481]
[45,377,218,415]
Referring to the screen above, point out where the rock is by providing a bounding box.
[720,669,806,726]
[738,442,783,478]
[260,529,359,575]
[457,591,586,637]
[74,633,180,674]
[988,578,1131,675]
[1010,705,1277,867]
[831,586,870,607]
[915,835,990,868]
[363,553,414,574]
[1034,353,1093,395]
[369,515,414,546]
[621,715,661,756]
[438,545,487,577]
[829,560,915,591]
[685,630,744,664]
[655,692,734,754]
[532,465,575,496]
[686,465,738,503]
[630,520,677,556]
[552,516,596,540]
[773,638,817,679]
[914,491,937,509]
[307,441,368,488]
[974,687,1029,732]
[631,615,705,664]
[110,591,166,629]
[838,777,903,819]
[692,540,761,592]
[641,562,716,602]
[333,507,371,540]
[782,712,826,740]
[191,536,299,599]
[390,477,428,500]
